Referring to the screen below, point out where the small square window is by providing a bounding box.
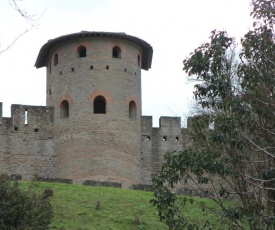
[163,136,167,141]
[34,128,39,132]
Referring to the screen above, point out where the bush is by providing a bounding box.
[0,174,53,229]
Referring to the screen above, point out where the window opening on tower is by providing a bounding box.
[54,53,58,66]
[94,96,106,114]
[129,101,137,120]
[60,100,69,118]
[112,46,121,58]
[78,46,87,58]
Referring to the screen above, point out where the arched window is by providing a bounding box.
[94,96,106,114]
[112,46,121,58]
[137,55,141,66]
[60,100,69,118]
[54,53,58,66]
[78,46,86,58]
[129,101,137,120]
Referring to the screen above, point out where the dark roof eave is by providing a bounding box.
[34,31,153,70]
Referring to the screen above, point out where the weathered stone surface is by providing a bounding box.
[36,177,73,184]
[129,184,153,191]
[83,180,122,188]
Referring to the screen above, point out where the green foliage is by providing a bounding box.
[152,1,275,229]
[0,174,53,230]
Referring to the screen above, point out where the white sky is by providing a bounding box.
[0,0,252,127]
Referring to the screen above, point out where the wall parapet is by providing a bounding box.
[141,116,187,184]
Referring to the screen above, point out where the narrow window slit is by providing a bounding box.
[54,53,58,66]
[24,109,28,125]
[129,101,137,120]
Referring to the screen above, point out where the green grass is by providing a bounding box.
[20,182,167,230]
[19,182,236,230]
[177,196,231,229]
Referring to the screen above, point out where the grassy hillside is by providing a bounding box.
[20,182,167,230]
[19,181,231,230]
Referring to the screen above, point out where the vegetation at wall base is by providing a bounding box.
[0,174,53,229]
[151,0,275,229]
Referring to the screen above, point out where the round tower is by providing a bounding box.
[35,31,153,184]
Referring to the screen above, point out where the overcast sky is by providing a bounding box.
[0,0,252,126]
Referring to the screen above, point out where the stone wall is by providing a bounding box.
[140,116,187,184]
[0,103,187,184]
[0,104,55,179]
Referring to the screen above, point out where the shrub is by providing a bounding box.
[0,174,53,229]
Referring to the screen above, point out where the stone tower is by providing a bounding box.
[35,31,153,184]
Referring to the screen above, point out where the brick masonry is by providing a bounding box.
[0,32,188,187]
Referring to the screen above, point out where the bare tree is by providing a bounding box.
[0,0,45,54]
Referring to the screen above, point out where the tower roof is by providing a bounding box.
[34,31,153,70]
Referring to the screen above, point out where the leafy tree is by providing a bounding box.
[151,1,275,229]
[0,174,54,229]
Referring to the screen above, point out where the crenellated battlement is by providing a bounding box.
[11,104,54,130]
[0,103,55,180]
[0,103,54,131]
[140,116,187,183]
[141,116,186,143]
